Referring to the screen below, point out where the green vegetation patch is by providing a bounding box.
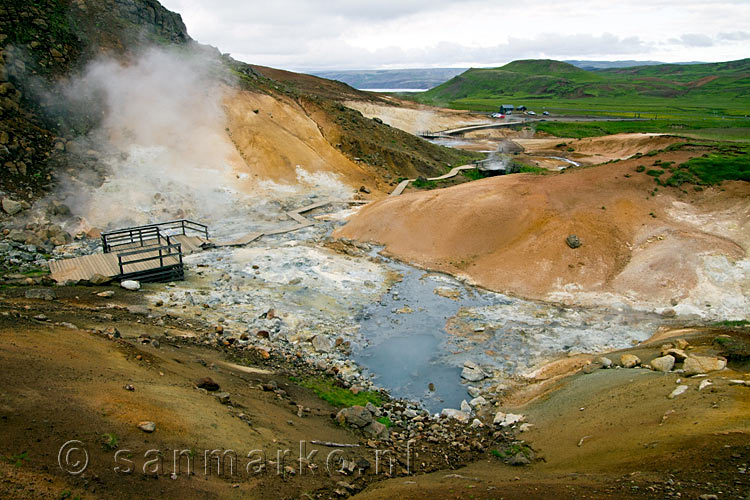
[712,333,750,361]
[518,163,548,175]
[490,443,534,459]
[674,150,750,185]
[376,416,393,428]
[291,376,383,408]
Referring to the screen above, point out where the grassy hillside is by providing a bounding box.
[412,59,750,121]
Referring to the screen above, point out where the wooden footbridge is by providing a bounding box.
[49,219,209,283]
[48,200,369,284]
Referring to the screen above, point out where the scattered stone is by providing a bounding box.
[1,197,22,215]
[363,420,388,440]
[663,348,687,361]
[124,384,135,391]
[137,421,156,433]
[25,288,56,301]
[469,396,487,408]
[668,385,689,399]
[440,408,470,424]
[120,280,140,291]
[683,355,726,376]
[89,274,111,285]
[470,418,483,428]
[661,308,676,318]
[336,406,373,428]
[214,392,231,404]
[365,402,380,417]
[507,452,531,466]
[518,423,534,432]
[460,400,472,413]
[311,335,332,353]
[582,362,601,374]
[650,355,675,372]
[729,379,750,387]
[620,354,641,368]
[97,290,115,298]
[565,234,581,249]
[699,495,718,500]
[195,377,220,391]
[261,380,278,391]
[461,361,486,382]
[494,412,525,427]
[597,356,613,368]
[673,338,689,350]
[358,185,370,194]
[698,379,713,391]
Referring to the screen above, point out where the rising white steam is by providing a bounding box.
[57,46,250,231]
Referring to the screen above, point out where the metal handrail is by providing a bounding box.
[102,220,208,253]
[117,243,183,276]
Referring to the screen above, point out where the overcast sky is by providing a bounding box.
[159,0,749,71]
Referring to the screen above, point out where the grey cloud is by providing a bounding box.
[674,33,714,47]
[267,33,653,71]
[717,31,750,41]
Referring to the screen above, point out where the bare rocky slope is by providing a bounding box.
[0,0,479,203]
[335,143,750,319]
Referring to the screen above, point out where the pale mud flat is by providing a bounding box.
[344,99,486,135]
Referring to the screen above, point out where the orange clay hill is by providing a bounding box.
[334,142,750,311]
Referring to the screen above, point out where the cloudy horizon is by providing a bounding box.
[159,0,749,72]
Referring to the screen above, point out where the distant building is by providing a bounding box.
[516,105,527,112]
[500,105,514,114]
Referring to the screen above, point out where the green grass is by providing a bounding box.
[102,432,119,451]
[711,320,749,327]
[376,416,393,428]
[412,177,437,189]
[490,443,534,459]
[462,168,488,180]
[518,163,548,175]
[4,451,29,467]
[291,376,383,408]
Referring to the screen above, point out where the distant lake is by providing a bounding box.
[360,88,428,93]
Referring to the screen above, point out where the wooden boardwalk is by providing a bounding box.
[49,234,206,283]
[389,165,475,197]
[50,200,370,282]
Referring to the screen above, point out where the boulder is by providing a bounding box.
[493,412,525,427]
[673,338,689,350]
[311,335,332,353]
[597,356,613,368]
[565,234,582,249]
[440,408,470,424]
[363,420,389,440]
[620,354,641,368]
[336,405,373,428]
[663,348,687,361]
[195,377,220,391]
[137,421,156,433]
[461,361,486,382]
[650,355,675,372]
[469,396,488,408]
[683,355,726,376]
[214,392,231,404]
[120,280,140,291]
[1,197,22,215]
[668,385,688,399]
[89,273,111,285]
